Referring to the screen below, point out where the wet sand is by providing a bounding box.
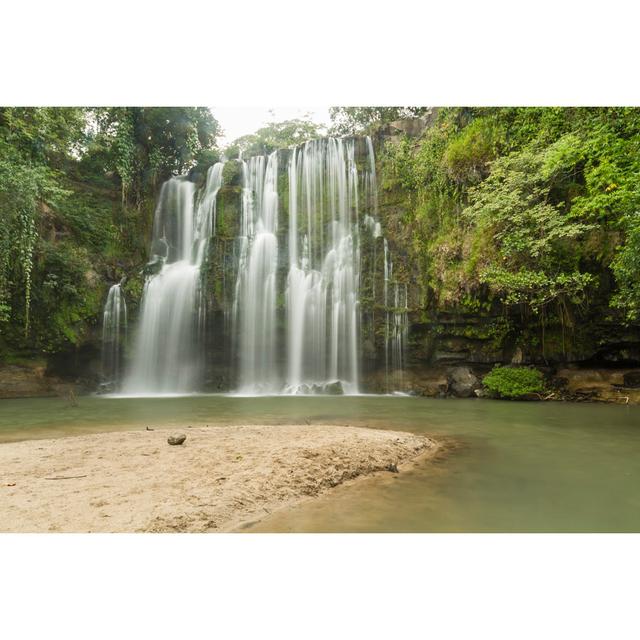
[0,424,438,532]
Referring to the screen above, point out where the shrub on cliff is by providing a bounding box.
[611,211,640,322]
[443,116,500,185]
[482,365,545,399]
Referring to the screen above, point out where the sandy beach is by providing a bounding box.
[0,424,438,532]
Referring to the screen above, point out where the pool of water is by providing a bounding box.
[1,394,639,532]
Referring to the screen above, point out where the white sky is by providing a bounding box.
[211,107,332,146]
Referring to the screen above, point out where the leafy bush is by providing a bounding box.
[482,365,545,399]
[611,211,640,321]
[443,116,500,184]
[29,241,102,352]
[0,142,69,334]
[464,149,595,313]
[60,189,116,251]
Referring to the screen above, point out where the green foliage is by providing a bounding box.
[382,107,640,330]
[0,107,86,163]
[482,366,545,399]
[464,148,594,313]
[227,118,323,157]
[222,160,242,186]
[122,272,145,310]
[0,140,70,333]
[29,241,102,352]
[480,267,593,311]
[443,116,500,184]
[191,148,222,183]
[380,109,475,303]
[60,187,117,251]
[540,133,585,180]
[86,107,221,205]
[329,107,428,135]
[113,110,135,202]
[611,212,640,321]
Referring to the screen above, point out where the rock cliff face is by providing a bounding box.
[358,115,640,401]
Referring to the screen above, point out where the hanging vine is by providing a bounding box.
[17,196,37,335]
[0,159,37,334]
[114,110,136,205]
[0,235,10,325]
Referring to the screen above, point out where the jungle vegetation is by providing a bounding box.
[0,107,220,356]
[377,107,640,340]
[1,106,639,364]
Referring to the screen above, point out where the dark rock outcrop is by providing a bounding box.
[323,380,344,395]
[623,371,640,388]
[447,366,481,398]
[0,363,84,399]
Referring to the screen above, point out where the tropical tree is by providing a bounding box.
[226,118,323,158]
[329,107,429,135]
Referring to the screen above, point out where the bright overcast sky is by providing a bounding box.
[211,107,332,146]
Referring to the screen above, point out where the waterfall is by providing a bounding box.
[380,238,409,391]
[122,163,224,395]
[383,238,391,390]
[282,138,361,394]
[103,134,408,396]
[101,283,127,390]
[229,135,404,395]
[389,282,409,389]
[233,153,279,394]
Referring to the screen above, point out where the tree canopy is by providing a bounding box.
[225,118,324,158]
[329,107,429,135]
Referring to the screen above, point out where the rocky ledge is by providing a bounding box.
[0,363,84,400]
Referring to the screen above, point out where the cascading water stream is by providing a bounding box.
[283,138,361,394]
[383,238,391,389]
[233,153,279,394]
[380,237,409,392]
[230,136,406,395]
[101,282,127,390]
[121,164,223,395]
[389,282,409,389]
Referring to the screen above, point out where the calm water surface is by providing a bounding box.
[1,394,639,532]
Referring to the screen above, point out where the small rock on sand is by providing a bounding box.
[167,434,186,446]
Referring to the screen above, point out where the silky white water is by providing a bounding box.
[389,282,409,389]
[232,153,279,393]
[122,164,223,394]
[101,283,127,389]
[282,138,361,394]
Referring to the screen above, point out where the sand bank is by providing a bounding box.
[0,424,438,532]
